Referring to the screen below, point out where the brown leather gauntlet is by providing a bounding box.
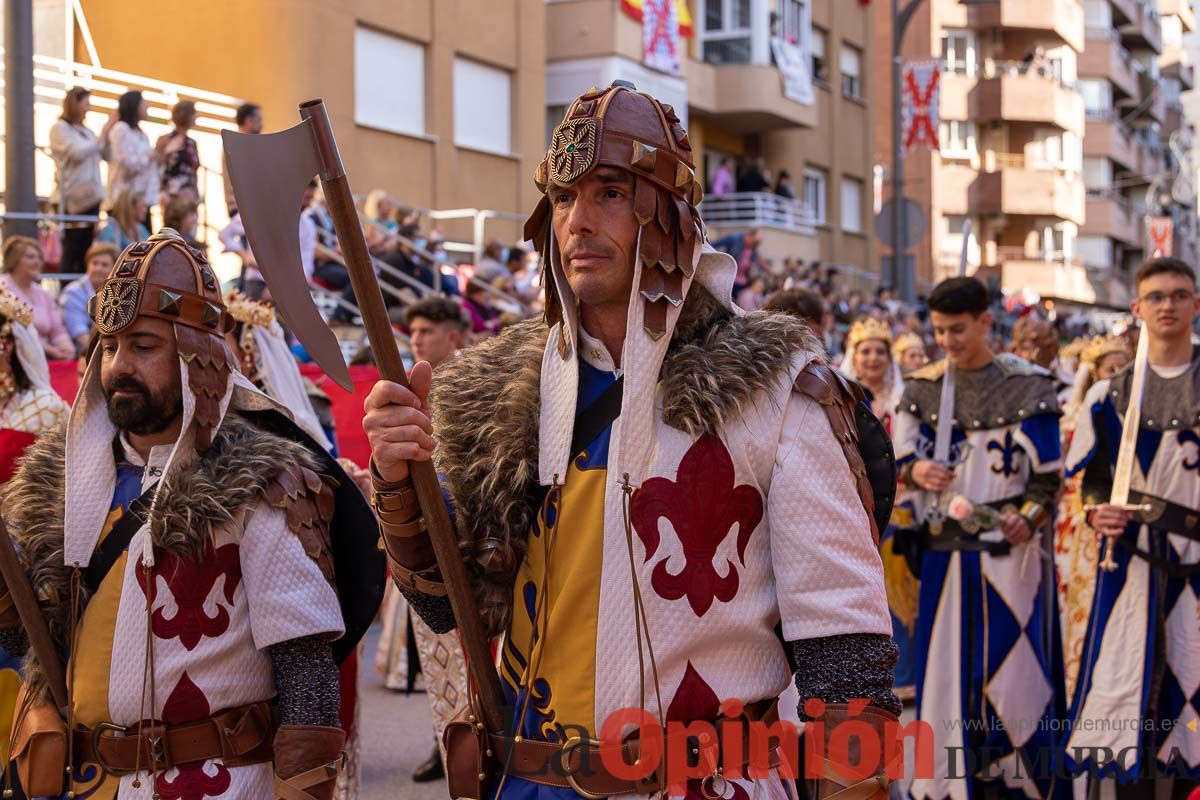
[808,703,899,800]
[273,724,345,800]
[371,466,446,596]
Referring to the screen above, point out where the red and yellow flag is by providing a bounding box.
[621,0,695,37]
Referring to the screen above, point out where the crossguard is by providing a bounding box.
[1083,503,1151,572]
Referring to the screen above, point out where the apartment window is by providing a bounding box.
[939,120,976,159]
[941,28,976,76]
[354,27,425,137]
[454,58,512,155]
[1079,79,1112,115]
[779,0,808,45]
[841,44,863,100]
[811,26,828,84]
[803,167,827,225]
[702,0,752,64]
[841,175,864,233]
[1164,77,1183,109]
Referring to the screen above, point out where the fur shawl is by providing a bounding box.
[429,286,823,635]
[2,414,322,701]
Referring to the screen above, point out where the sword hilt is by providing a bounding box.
[1082,503,1149,572]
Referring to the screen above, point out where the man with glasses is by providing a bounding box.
[1064,257,1200,797]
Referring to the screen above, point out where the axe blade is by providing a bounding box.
[222,123,353,391]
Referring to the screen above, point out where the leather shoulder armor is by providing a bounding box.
[261,464,338,584]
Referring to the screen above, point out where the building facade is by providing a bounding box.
[876,0,1198,307]
[546,0,878,280]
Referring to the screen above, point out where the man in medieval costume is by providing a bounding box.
[1064,257,1200,798]
[1010,314,1073,406]
[363,82,900,799]
[0,229,382,800]
[896,277,1066,800]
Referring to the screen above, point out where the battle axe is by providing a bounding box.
[0,519,67,712]
[222,100,506,734]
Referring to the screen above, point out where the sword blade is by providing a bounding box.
[934,363,956,464]
[1111,322,1149,506]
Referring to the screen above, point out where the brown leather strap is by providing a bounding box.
[73,701,275,775]
[274,759,342,800]
[388,557,448,596]
[793,363,880,545]
[491,701,781,795]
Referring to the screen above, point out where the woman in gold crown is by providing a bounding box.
[840,317,904,432]
[892,331,928,376]
[1053,334,1131,698]
[0,284,67,777]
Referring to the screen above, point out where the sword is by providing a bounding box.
[1097,321,1152,571]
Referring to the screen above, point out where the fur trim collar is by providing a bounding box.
[429,286,821,635]
[2,413,320,701]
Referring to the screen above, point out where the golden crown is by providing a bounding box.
[225,291,276,329]
[1080,335,1129,367]
[892,331,924,359]
[0,286,34,329]
[1060,336,1089,362]
[847,318,893,351]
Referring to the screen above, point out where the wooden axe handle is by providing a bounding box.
[300,101,506,735]
[0,518,67,712]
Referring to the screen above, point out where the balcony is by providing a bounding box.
[700,192,817,235]
[1159,0,1197,30]
[968,0,1085,52]
[1113,0,1141,24]
[1084,112,1139,170]
[969,64,1084,133]
[1085,188,1141,244]
[1120,3,1164,52]
[686,58,818,133]
[1081,31,1139,99]
[999,255,1128,306]
[969,155,1086,224]
[1161,45,1195,88]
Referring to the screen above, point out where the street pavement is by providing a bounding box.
[359,625,448,800]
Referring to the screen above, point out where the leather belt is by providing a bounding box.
[924,495,1019,555]
[490,699,782,797]
[1130,490,1200,540]
[73,701,276,775]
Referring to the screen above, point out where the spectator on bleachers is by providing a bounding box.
[162,197,204,255]
[104,91,159,229]
[0,237,73,360]
[156,100,201,205]
[463,279,500,335]
[50,87,112,275]
[59,241,117,354]
[364,190,399,255]
[404,296,470,368]
[475,239,509,282]
[96,187,150,251]
[224,103,262,214]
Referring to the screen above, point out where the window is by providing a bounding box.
[803,167,827,225]
[811,26,828,84]
[453,57,512,155]
[779,0,808,45]
[941,28,976,76]
[702,0,752,64]
[1079,79,1111,115]
[841,175,864,233]
[354,27,426,137]
[939,120,976,159]
[841,44,862,100]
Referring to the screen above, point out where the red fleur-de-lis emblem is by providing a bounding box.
[137,542,242,650]
[631,435,763,617]
[155,671,233,799]
[666,662,750,800]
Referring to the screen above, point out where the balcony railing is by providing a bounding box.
[700,192,817,235]
[1087,186,1135,213]
[981,58,1077,90]
[991,245,1080,265]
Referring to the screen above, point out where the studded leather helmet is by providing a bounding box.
[524,81,704,340]
[1010,314,1059,369]
[89,228,238,451]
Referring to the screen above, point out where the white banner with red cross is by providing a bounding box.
[902,60,941,155]
[641,0,682,75]
[1147,216,1174,257]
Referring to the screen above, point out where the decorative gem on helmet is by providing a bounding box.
[550,118,598,185]
[92,278,143,335]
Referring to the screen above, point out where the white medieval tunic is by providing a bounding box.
[895,357,1067,800]
[69,436,344,800]
[1063,358,1200,783]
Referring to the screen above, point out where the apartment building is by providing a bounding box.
[545,0,877,277]
[1157,0,1198,267]
[876,0,1094,303]
[55,0,547,249]
[1078,0,1196,298]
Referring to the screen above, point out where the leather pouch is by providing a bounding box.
[442,701,495,800]
[11,684,67,797]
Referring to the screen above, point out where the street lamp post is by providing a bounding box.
[891,0,927,303]
[4,0,37,240]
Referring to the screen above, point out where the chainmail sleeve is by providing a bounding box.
[789,633,902,720]
[399,588,457,634]
[0,629,27,659]
[268,635,342,727]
